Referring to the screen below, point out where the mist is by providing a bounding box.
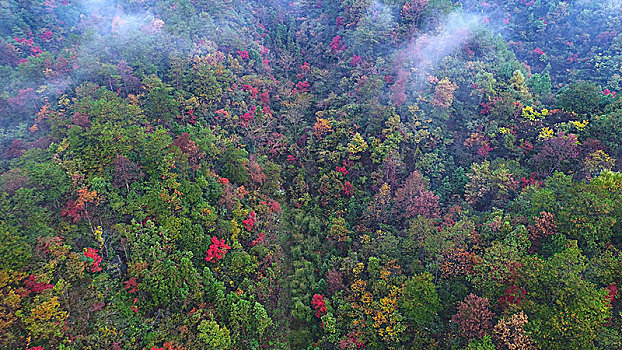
[3,1,622,350]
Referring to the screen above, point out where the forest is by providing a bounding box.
[1,0,622,349]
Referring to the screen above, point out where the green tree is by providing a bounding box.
[522,241,614,349]
[555,81,602,116]
[400,272,440,328]
[198,320,232,349]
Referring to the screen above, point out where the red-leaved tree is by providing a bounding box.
[205,236,231,262]
[312,294,327,318]
[393,170,440,221]
[84,248,103,272]
[527,211,557,252]
[452,293,494,340]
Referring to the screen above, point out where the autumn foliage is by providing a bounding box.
[312,294,327,318]
[452,293,494,340]
[2,0,622,349]
[205,236,231,262]
[84,248,103,272]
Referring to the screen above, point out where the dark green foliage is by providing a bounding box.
[555,81,603,116]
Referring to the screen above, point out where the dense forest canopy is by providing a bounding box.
[2,0,622,349]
